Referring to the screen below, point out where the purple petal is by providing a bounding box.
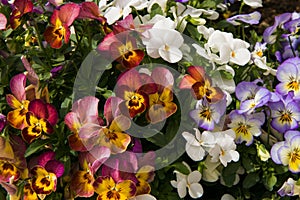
[45,160,65,178]
[38,151,55,167]
[0,114,6,132]
[10,73,26,102]
[227,11,261,25]
[72,96,99,124]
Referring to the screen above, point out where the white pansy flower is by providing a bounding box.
[170,162,204,199]
[209,129,240,167]
[142,19,184,63]
[207,30,251,66]
[182,128,216,161]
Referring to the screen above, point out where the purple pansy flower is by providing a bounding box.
[190,97,226,131]
[268,93,300,133]
[235,81,271,114]
[276,57,300,99]
[227,11,261,26]
[263,13,292,44]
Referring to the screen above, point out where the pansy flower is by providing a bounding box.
[235,80,271,114]
[22,99,58,143]
[96,97,132,154]
[9,0,33,29]
[228,111,265,146]
[93,176,136,200]
[6,74,30,129]
[276,57,300,99]
[44,3,80,49]
[190,97,226,131]
[271,131,300,173]
[98,31,144,70]
[179,66,225,103]
[71,146,111,198]
[268,93,300,133]
[147,67,177,123]
[170,162,203,199]
[115,69,157,118]
[65,96,103,151]
[30,151,64,195]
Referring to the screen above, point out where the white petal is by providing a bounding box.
[221,194,236,200]
[104,7,122,25]
[170,180,178,188]
[188,183,204,198]
[134,194,157,200]
[177,180,187,198]
[188,171,202,183]
[186,145,206,161]
[158,45,182,63]
[230,48,251,66]
[182,132,200,146]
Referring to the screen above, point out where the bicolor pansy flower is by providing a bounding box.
[98,31,144,70]
[44,3,80,49]
[22,99,58,143]
[135,165,155,195]
[228,111,265,146]
[190,97,226,131]
[235,80,271,114]
[179,66,224,103]
[115,69,157,118]
[276,57,300,99]
[65,96,103,151]
[30,151,64,195]
[93,176,136,200]
[271,130,300,173]
[147,67,177,124]
[268,93,300,133]
[6,74,30,130]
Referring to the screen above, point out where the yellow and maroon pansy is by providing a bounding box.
[30,166,57,195]
[99,115,131,154]
[115,69,157,118]
[135,166,155,195]
[44,3,80,49]
[6,73,30,130]
[93,176,136,200]
[21,99,58,143]
[98,31,144,70]
[179,66,224,103]
[70,169,95,198]
[0,161,20,183]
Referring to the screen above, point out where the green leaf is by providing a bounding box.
[222,162,240,187]
[25,139,52,157]
[170,162,190,175]
[150,3,163,19]
[243,172,260,189]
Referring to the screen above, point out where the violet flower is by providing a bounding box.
[275,57,300,99]
[263,13,292,44]
[227,11,261,26]
[268,93,300,133]
[235,81,271,114]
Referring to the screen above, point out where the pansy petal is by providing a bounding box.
[70,170,94,197]
[110,115,131,132]
[104,97,123,125]
[31,166,57,195]
[116,180,137,197]
[179,75,197,89]
[151,67,174,88]
[37,151,55,168]
[55,3,80,26]
[28,99,47,119]
[186,144,205,161]
[46,103,58,126]
[158,45,182,63]
[10,73,26,102]
[45,160,64,178]
[187,171,202,183]
[93,176,115,194]
[177,180,187,198]
[0,13,7,30]
[65,112,81,133]
[188,183,203,198]
[7,107,28,130]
